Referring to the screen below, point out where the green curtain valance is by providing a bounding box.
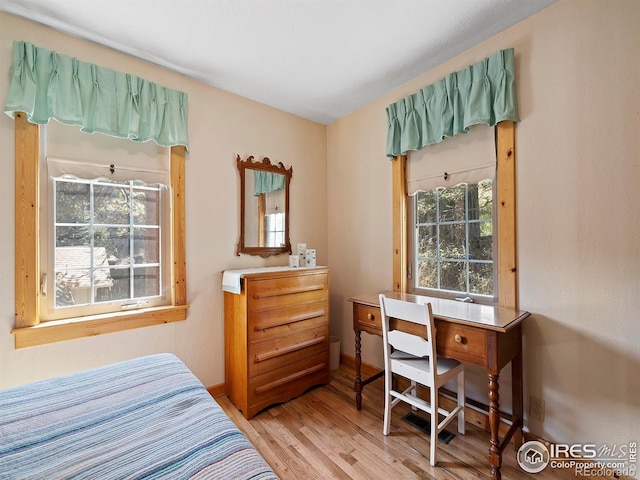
[4,40,189,149]
[386,48,518,157]
[254,171,285,195]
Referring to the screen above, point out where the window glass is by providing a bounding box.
[48,176,167,316]
[411,179,494,299]
[266,212,286,248]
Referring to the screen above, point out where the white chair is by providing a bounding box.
[379,294,465,466]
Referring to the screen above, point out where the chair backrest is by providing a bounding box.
[379,294,438,374]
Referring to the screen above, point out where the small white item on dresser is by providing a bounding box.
[297,243,307,266]
[289,255,300,267]
[305,249,317,267]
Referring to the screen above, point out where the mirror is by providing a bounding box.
[236,155,292,257]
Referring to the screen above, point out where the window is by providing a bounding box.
[265,212,286,247]
[12,114,187,349]
[43,175,169,320]
[393,122,517,309]
[409,179,495,301]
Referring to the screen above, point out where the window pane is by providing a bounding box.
[438,185,465,222]
[477,179,493,220]
[106,267,131,301]
[55,272,77,307]
[133,228,159,264]
[94,184,130,225]
[469,221,493,260]
[93,266,114,297]
[412,179,494,298]
[94,227,130,264]
[440,261,466,292]
[417,259,438,290]
[55,270,91,307]
[133,188,160,225]
[274,212,284,231]
[470,262,493,295]
[417,225,437,258]
[48,175,166,317]
[56,182,90,224]
[439,223,466,259]
[56,245,91,273]
[56,226,90,248]
[134,266,160,298]
[416,191,436,224]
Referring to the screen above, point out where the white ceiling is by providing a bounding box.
[0,0,556,124]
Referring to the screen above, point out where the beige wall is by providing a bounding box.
[327,0,640,445]
[0,13,327,389]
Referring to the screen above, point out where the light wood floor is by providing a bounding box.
[216,363,607,480]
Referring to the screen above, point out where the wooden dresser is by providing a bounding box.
[224,267,330,418]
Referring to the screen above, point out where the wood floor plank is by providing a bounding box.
[217,363,612,480]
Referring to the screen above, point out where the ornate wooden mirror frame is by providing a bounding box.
[236,154,292,258]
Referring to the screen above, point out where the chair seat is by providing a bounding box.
[390,350,461,376]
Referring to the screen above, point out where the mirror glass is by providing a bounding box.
[236,155,292,257]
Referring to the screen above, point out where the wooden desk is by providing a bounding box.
[349,291,530,480]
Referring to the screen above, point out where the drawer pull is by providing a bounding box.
[454,334,465,344]
[254,336,326,363]
[254,363,326,393]
[253,285,325,299]
[254,309,325,331]
[367,313,375,321]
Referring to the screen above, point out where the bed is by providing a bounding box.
[0,353,278,479]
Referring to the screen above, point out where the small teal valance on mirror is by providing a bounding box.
[4,41,189,149]
[254,171,285,195]
[386,48,518,157]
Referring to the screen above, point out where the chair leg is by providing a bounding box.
[383,371,392,436]
[458,370,465,435]
[430,383,438,466]
[411,380,417,411]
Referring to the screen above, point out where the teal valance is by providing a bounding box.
[254,171,285,196]
[386,48,518,157]
[4,41,189,149]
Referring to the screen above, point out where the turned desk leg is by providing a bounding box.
[354,330,363,410]
[489,373,502,480]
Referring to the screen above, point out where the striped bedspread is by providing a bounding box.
[0,353,279,480]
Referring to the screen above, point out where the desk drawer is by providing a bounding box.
[354,304,382,333]
[355,303,487,364]
[436,322,487,364]
[355,304,427,337]
[249,326,329,377]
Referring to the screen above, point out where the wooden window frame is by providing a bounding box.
[393,121,518,309]
[12,112,188,348]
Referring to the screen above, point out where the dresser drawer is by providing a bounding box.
[249,326,329,377]
[247,272,328,312]
[436,322,487,364]
[248,352,329,417]
[249,301,328,344]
